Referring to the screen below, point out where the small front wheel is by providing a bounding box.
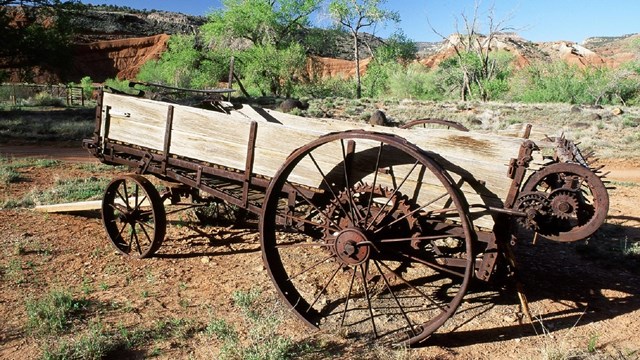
[102,174,166,258]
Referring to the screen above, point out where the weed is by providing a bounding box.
[587,332,599,353]
[81,277,94,295]
[6,259,26,284]
[25,289,89,336]
[621,116,639,128]
[141,290,149,298]
[621,238,640,257]
[42,322,117,360]
[12,237,28,255]
[99,282,109,291]
[32,177,110,205]
[145,270,156,284]
[179,298,189,309]
[206,318,238,341]
[208,289,315,360]
[153,318,199,341]
[0,167,21,184]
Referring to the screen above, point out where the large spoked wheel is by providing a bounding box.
[521,162,609,242]
[260,131,475,346]
[102,174,166,258]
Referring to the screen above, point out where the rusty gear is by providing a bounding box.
[549,189,580,220]
[322,183,417,241]
[514,191,551,231]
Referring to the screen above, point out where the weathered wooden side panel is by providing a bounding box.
[100,93,535,229]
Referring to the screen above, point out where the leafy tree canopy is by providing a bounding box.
[202,0,321,47]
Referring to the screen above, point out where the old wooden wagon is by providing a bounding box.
[83,86,609,346]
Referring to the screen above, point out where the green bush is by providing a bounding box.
[388,63,443,100]
[509,60,640,105]
[26,289,88,336]
[295,76,356,98]
[32,92,65,107]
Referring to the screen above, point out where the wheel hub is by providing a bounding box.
[334,228,371,266]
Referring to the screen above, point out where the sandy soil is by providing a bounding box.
[0,144,639,359]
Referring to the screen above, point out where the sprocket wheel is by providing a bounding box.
[521,162,609,242]
[549,189,579,220]
[514,191,551,231]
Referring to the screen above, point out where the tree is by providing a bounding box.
[0,0,81,81]
[203,0,320,47]
[328,0,399,98]
[198,0,321,96]
[429,2,514,101]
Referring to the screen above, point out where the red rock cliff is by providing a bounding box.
[71,34,170,81]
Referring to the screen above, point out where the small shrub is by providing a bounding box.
[25,289,88,336]
[207,289,311,360]
[32,92,65,107]
[0,167,21,184]
[42,323,116,360]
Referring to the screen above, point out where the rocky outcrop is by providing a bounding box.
[71,34,170,81]
[306,56,372,79]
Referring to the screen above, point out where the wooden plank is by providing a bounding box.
[34,200,103,213]
[33,197,168,213]
[98,93,541,230]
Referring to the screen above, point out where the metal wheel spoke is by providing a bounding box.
[378,234,457,243]
[341,267,358,326]
[359,262,378,338]
[285,254,336,282]
[275,241,331,249]
[307,264,343,313]
[278,212,339,232]
[122,181,131,211]
[116,221,128,243]
[341,140,360,223]
[134,184,139,209]
[137,220,154,245]
[309,153,354,224]
[132,225,142,254]
[366,160,420,231]
[373,260,416,336]
[373,192,450,234]
[375,258,448,312]
[109,202,128,214]
[391,249,466,278]
[286,181,342,232]
[364,143,384,223]
[137,219,154,231]
[115,188,130,211]
[133,195,148,212]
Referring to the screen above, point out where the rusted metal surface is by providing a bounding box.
[400,118,470,131]
[101,174,166,258]
[516,162,609,242]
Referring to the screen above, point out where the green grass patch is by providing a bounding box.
[41,322,117,360]
[207,289,316,360]
[33,177,110,205]
[0,108,94,143]
[26,289,89,336]
[0,167,22,184]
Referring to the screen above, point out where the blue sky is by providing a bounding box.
[80,1,640,43]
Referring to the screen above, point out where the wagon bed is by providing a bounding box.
[90,92,549,229]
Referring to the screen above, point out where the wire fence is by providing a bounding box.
[0,83,87,107]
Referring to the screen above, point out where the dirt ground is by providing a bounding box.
[0,144,639,360]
